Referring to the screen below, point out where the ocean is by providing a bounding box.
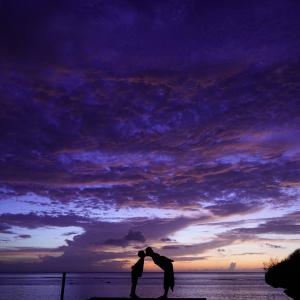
[0,272,289,300]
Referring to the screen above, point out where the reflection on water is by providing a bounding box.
[0,272,289,300]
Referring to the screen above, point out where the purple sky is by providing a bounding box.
[0,0,300,272]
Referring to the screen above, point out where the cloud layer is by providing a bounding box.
[0,0,300,271]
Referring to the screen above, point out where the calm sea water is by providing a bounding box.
[0,272,289,300]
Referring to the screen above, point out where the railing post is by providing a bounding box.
[60,272,66,300]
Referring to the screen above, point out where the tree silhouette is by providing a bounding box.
[265,249,300,299]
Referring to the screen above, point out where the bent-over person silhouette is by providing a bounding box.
[130,250,146,298]
[146,247,174,298]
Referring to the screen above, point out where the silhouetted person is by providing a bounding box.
[145,247,174,298]
[130,250,146,298]
[265,249,300,299]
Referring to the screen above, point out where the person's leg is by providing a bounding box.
[159,272,169,298]
[130,276,138,297]
[163,286,169,298]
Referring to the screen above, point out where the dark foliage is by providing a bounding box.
[265,249,300,299]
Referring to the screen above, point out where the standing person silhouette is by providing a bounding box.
[130,250,146,298]
[145,247,174,299]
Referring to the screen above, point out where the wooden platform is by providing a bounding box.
[87,297,207,300]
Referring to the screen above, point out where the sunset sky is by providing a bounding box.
[0,0,300,272]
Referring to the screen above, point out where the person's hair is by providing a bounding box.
[145,247,154,255]
[138,250,146,258]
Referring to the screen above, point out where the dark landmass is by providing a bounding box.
[265,249,300,300]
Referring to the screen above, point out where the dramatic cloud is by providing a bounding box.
[105,230,146,247]
[0,0,300,271]
[265,243,284,249]
[0,213,89,229]
[232,211,300,235]
[228,262,237,271]
[17,234,31,239]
